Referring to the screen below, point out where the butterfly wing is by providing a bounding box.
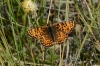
[28,26,54,47]
[28,27,44,39]
[39,26,54,46]
[52,21,75,44]
[54,29,67,44]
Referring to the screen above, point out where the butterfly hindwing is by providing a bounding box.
[54,29,67,44]
[39,26,54,46]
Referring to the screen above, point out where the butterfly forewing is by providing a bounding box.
[53,21,75,34]
[28,27,45,39]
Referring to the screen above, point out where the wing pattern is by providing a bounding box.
[28,21,75,47]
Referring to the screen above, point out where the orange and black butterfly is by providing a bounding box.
[28,21,75,47]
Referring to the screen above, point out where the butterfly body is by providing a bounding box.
[47,26,55,42]
[28,21,75,47]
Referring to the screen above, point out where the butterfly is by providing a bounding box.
[27,21,75,47]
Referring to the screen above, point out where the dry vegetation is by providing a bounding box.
[0,0,100,66]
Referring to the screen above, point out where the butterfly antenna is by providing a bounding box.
[47,0,53,24]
